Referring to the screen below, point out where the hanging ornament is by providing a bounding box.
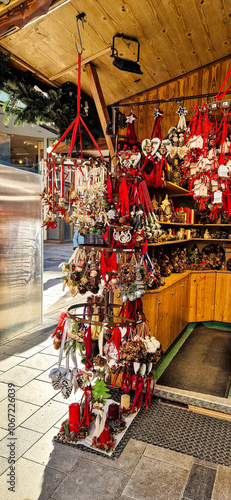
[213,190,223,204]
[151,108,163,140]
[126,111,137,144]
[176,105,188,130]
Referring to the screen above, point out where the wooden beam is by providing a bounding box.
[85,62,116,166]
[49,47,111,81]
[0,0,53,37]
[0,46,59,87]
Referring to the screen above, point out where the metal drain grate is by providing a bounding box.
[54,391,231,466]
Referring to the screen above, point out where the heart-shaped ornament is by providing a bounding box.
[178,145,188,159]
[169,146,178,159]
[142,138,161,156]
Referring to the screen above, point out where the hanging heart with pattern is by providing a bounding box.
[141,138,161,157]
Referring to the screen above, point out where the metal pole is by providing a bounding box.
[112,90,231,109]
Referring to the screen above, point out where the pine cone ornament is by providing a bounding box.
[77,377,84,388]
[51,374,62,390]
[61,373,73,399]
[49,367,66,391]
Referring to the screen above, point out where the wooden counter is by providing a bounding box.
[142,270,231,351]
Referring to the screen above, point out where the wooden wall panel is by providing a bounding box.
[119,57,231,141]
[188,272,216,323]
[142,292,157,337]
[214,273,231,323]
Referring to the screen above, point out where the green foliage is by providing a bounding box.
[0,50,103,148]
[64,338,78,356]
[63,421,70,437]
[0,51,12,87]
[93,379,111,405]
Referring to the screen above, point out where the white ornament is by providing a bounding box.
[119,230,132,243]
[218,164,228,178]
[126,113,136,124]
[107,209,116,219]
[176,106,188,117]
[133,362,140,374]
[113,229,120,241]
[140,363,147,376]
[148,362,153,373]
[213,190,223,204]
[153,108,163,118]
[141,138,161,157]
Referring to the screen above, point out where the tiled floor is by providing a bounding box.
[0,243,230,499]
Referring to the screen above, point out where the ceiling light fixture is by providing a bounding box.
[111,34,143,75]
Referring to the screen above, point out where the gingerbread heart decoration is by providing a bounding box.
[169,146,178,159]
[141,138,161,156]
[178,145,188,159]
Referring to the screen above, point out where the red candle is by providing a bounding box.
[69,403,80,424]
[69,423,79,433]
[98,424,110,444]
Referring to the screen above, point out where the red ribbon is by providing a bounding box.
[130,378,144,411]
[145,376,155,409]
[151,111,163,140]
[116,176,129,217]
[100,251,117,281]
[108,325,121,361]
[184,105,202,144]
[126,113,137,144]
[215,67,231,101]
[51,312,68,338]
[106,174,114,203]
[84,324,92,359]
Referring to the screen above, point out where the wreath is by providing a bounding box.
[117,263,135,285]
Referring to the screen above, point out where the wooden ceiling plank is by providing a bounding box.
[94,0,175,82]
[0,0,230,105]
[85,62,116,164]
[49,47,111,80]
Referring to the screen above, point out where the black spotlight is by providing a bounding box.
[111,34,143,75]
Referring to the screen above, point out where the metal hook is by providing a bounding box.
[75,12,86,55]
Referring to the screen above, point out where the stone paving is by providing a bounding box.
[0,242,230,499]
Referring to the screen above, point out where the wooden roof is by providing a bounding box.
[0,0,230,104]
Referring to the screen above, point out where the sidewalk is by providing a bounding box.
[0,243,230,499]
[43,242,75,314]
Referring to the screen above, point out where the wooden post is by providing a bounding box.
[85,63,116,166]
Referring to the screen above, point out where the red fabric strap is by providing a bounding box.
[49,53,103,159]
[215,67,231,101]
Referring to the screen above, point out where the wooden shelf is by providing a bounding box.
[148,238,231,246]
[158,221,193,226]
[158,221,231,227]
[153,181,190,196]
[193,239,231,242]
[148,239,189,246]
